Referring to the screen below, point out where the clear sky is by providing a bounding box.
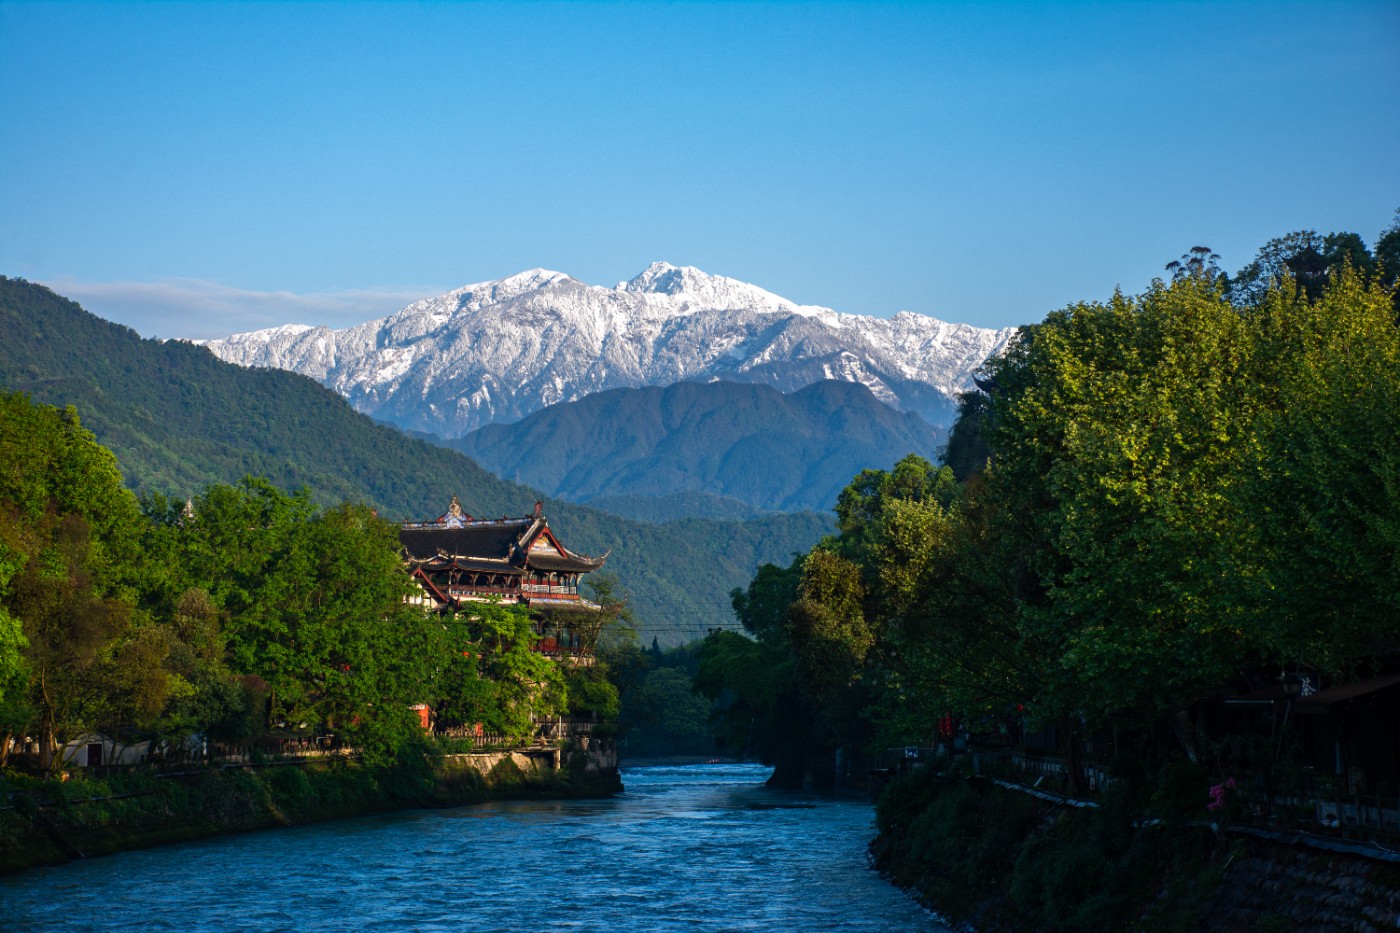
[2,1,1397,339]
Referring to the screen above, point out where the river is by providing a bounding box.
[3,763,945,931]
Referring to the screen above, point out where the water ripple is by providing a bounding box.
[3,763,944,931]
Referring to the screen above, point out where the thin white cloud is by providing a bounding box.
[38,277,444,341]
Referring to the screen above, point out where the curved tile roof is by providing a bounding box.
[399,502,606,576]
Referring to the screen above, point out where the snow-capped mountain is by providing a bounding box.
[202,262,1017,438]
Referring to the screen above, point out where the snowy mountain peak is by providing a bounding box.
[202,264,1018,438]
[478,268,576,304]
[623,261,709,295]
[497,267,573,291]
[621,261,805,318]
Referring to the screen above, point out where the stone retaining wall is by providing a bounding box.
[442,737,617,777]
[1197,838,1400,932]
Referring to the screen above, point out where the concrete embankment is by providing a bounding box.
[1,747,621,876]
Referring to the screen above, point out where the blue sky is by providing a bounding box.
[2,1,1397,339]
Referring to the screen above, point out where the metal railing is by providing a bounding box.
[27,715,605,774]
[432,717,598,748]
[965,742,1400,848]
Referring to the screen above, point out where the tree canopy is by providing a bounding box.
[0,392,617,770]
[698,217,1400,791]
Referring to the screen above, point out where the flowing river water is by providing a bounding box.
[3,763,946,931]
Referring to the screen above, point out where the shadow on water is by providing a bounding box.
[3,763,946,932]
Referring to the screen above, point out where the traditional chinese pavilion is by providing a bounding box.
[400,496,608,612]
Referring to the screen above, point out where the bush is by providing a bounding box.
[874,760,1225,932]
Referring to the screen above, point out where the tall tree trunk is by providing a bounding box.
[1171,708,1198,763]
[38,707,56,771]
[38,671,57,771]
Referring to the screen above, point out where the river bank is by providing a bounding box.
[872,761,1400,932]
[4,762,942,932]
[0,747,621,876]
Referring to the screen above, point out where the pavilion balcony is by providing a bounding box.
[534,647,596,667]
[522,583,579,596]
[446,584,521,598]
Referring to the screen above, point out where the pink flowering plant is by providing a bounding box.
[1207,777,1237,813]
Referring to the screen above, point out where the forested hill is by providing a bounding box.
[448,379,942,518]
[0,277,832,642]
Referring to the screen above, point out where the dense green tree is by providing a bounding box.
[0,604,26,762]
[707,218,1400,797]
[84,622,191,760]
[434,601,565,740]
[833,454,957,577]
[1230,229,1377,306]
[0,520,31,762]
[694,628,803,769]
[1164,245,1226,288]
[632,667,710,743]
[874,482,1038,741]
[605,634,717,757]
[729,558,803,642]
[0,394,150,769]
[131,501,267,757]
[787,550,873,703]
[154,479,441,760]
[700,558,805,765]
[9,514,135,768]
[983,276,1264,724]
[1375,210,1400,317]
[939,389,994,482]
[1236,270,1400,670]
[563,664,621,721]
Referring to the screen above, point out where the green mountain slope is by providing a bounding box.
[449,379,941,517]
[0,277,832,643]
[585,490,763,523]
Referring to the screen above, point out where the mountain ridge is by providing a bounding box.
[447,378,942,516]
[0,275,832,643]
[202,262,1015,438]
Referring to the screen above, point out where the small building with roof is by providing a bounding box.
[399,496,610,659]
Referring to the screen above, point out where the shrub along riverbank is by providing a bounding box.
[0,745,621,875]
[872,761,1400,932]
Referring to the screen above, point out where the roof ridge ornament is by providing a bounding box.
[445,494,466,528]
